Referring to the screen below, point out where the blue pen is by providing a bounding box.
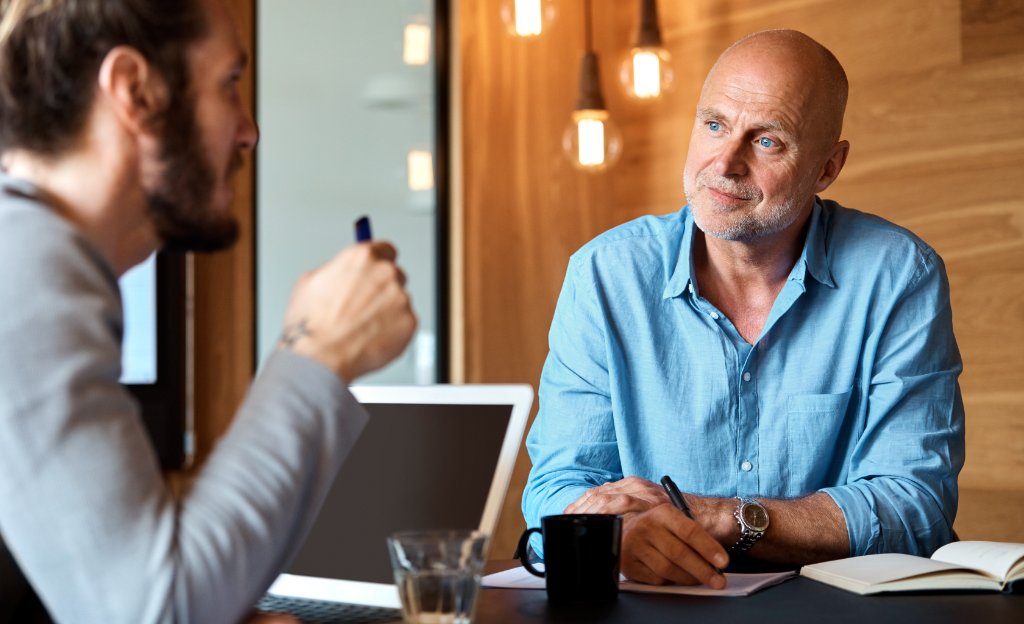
[355,215,373,242]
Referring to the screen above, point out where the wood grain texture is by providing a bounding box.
[962,0,1024,62]
[459,0,1024,555]
[955,487,1024,542]
[191,0,256,462]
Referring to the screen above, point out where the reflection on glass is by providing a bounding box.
[407,149,434,191]
[403,23,431,65]
[119,253,157,384]
[257,0,438,384]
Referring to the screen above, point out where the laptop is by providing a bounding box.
[257,384,533,623]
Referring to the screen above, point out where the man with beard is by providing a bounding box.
[523,29,964,587]
[0,0,415,622]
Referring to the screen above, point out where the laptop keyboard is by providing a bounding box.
[255,594,402,624]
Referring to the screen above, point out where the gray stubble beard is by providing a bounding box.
[683,166,804,243]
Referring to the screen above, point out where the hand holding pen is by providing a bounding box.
[564,476,728,587]
[660,475,695,519]
[276,214,416,381]
[661,475,726,576]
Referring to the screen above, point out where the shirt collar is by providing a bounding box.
[0,169,39,200]
[663,198,834,301]
[663,208,697,300]
[798,198,835,288]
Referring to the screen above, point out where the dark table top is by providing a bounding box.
[475,561,1024,624]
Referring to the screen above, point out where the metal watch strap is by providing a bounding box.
[729,527,764,555]
[728,498,766,556]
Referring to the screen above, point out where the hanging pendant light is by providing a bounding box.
[500,0,556,38]
[562,0,622,172]
[619,0,674,100]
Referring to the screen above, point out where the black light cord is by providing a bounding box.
[584,0,593,53]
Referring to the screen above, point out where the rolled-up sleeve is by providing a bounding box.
[821,247,965,556]
[522,256,623,530]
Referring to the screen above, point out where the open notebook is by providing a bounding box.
[800,541,1024,595]
[258,384,533,622]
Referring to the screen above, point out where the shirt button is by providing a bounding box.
[742,372,751,382]
[741,461,753,472]
[710,311,720,320]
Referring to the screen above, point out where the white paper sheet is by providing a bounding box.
[482,565,796,597]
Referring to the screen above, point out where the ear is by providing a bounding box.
[813,140,850,194]
[96,46,169,135]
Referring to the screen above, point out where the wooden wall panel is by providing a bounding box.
[459,0,1024,556]
[191,0,256,462]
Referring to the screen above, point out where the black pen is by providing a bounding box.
[661,475,726,576]
[660,475,694,519]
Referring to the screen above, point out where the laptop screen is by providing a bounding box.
[286,402,515,585]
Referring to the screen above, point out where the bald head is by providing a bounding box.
[706,30,848,146]
[682,29,852,244]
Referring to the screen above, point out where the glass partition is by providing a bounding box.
[256,0,447,383]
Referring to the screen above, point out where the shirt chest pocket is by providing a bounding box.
[780,388,854,491]
[787,390,854,414]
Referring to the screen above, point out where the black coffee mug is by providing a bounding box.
[517,514,622,604]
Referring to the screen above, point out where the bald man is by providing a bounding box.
[522,30,964,587]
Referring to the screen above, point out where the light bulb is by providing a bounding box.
[620,46,673,100]
[500,0,555,38]
[562,109,622,172]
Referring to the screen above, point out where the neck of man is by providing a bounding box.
[693,203,813,343]
[2,118,159,277]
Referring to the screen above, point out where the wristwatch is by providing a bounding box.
[729,498,769,555]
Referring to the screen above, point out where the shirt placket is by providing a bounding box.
[688,285,760,496]
[735,345,759,496]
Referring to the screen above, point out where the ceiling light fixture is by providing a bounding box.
[562,0,622,172]
[501,0,555,38]
[620,0,673,100]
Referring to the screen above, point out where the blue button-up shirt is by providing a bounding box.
[523,199,965,557]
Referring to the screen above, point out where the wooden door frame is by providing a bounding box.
[190,0,257,462]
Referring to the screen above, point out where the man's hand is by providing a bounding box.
[621,504,728,587]
[564,476,668,515]
[279,241,417,381]
[564,477,729,587]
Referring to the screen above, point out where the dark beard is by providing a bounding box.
[145,94,240,253]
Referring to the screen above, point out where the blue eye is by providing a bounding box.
[758,137,776,149]
[707,121,721,132]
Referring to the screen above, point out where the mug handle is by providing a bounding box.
[516,527,545,578]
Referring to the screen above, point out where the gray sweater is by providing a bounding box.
[0,172,368,623]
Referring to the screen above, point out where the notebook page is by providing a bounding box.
[931,541,1024,581]
[804,554,966,586]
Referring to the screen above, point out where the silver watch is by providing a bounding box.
[729,497,769,555]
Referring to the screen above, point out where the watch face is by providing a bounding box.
[741,502,769,531]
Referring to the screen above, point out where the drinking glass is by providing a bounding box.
[387,530,488,624]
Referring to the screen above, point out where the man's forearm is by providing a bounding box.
[689,492,849,565]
